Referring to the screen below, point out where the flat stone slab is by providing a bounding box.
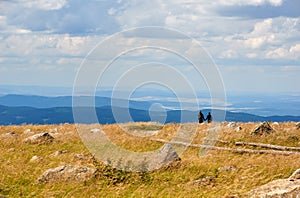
[23,132,54,144]
[37,165,96,183]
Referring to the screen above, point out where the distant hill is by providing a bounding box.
[0,94,153,110]
[0,105,299,125]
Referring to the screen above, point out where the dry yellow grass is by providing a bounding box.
[0,122,300,197]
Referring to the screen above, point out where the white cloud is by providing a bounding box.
[220,49,238,59]
[265,47,289,59]
[252,19,273,35]
[290,44,300,53]
[217,0,283,6]
[243,34,275,49]
[0,0,299,93]
[21,0,68,10]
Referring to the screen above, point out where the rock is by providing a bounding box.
[296,122,300,130]
[30,155,43,163]
[8,148,15,152]
[248,179,300,197]
[48,128,60,137]
[272,122,279,126]
[23,132,54,144]
[150,144,180,171]
[37,165,96,183]
[218,165,238,173]
[226,122,237,128]
[74,154,90,160]
[90,128,101,133]
[192,176,215,186]
[249,168,300,197]
[251,122,274,135]
[289,169,300,181]
[1,132,16,138]
[235,126,242,132]
[23,129,31,134]
[51,150,69,157]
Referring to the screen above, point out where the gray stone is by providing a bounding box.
[23,129,32,134]
[74,154,90,160]
[251,122,275,135]
[249,168,300,197]
[51,150,69,157]
[23,132,54,144]
[289,169,300,181]
[90,128,101,133]
[192,176,215,186]
[296,122,300,130]
[30,155,43,163]
[37,165,96,183]
[1,132,16,138]
[226,122,237,128]
[147,144,180,171]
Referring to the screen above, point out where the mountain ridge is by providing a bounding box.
[0,104,299,126]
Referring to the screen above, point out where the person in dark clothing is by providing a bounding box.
[206,112,212,123]
[198,110,205,123]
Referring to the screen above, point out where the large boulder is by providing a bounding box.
[23,132,54,144]
[37,165,96,183]
[248,169,300,197]
[251,122,274,135]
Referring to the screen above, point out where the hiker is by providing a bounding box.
[198,110,205,123]
[206,112,212,123]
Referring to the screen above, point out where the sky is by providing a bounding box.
[0,0,300,94]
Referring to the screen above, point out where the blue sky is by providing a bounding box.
[0,0,299,94]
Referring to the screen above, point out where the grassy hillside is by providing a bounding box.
[1,122,300,197]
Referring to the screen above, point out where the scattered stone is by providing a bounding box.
[48,128,62,138]
[235,126,242,132]
[289,169,300,181]
[272,122,279,126]
[37,165,96,183]
[251,122,275,135]
[30,155,43,163]
[23,129,33,135]
[1,132,16,138]
[249,168,300,197]
[23,132,54,144]
[192,176,215,186]
[74,154,90,160]
[218,165,238,173]
[107,144,180,172]
[226,122,237,128]
[150,144,180,171]
[51,150,69,157]
[90,128,101,133]
[296,122,300,130]
[8,148,15,152]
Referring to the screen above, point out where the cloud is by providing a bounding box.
[0,0,299,93]
[21,0,68,10]
[266,47,289,58]
[217,0,300,18]
[0,0,121,34]
[217,0,284,6]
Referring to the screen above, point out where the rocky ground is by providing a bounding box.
[1,122,300,197]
